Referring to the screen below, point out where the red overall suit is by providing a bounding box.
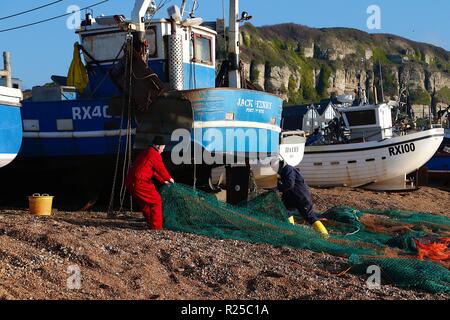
[126,146,172,230]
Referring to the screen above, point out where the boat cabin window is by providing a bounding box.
[144,27,157,57]
[345,110,376,126]
[192,34,212,65]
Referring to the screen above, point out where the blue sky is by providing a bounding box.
[1,0,449,89]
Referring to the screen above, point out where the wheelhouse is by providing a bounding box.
[338,104,393,141]
[76,16,217,97]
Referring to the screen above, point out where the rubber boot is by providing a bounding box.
[312,220,329,238]
[288,216,295,225]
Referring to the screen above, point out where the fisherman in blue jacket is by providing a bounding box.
[271,158,329,237]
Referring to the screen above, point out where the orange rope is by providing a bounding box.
[415,238,450,264]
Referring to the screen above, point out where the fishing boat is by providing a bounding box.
[2,0,283,207]
[425,126,450,181]
[0,52,22,169]
[283,101,444,190]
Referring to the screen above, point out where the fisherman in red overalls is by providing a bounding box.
[126,136,174,230]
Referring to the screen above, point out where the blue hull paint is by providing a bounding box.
[20,99,130,157]
[190,89,282,124]
[21,100,124,132]
[187,89,282,154]
[21,88,283,158]
[182,63,215,90]
[425,129,450,172]
[0,103,22,156]
[86,65,122,98]
[426,155,450,172]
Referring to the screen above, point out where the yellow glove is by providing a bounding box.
[312,220,329,238]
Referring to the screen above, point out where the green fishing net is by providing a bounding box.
[160,183,450,294]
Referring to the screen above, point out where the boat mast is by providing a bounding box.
[189,0,198,18]
[1,52,12,88]
[228,0,241,88]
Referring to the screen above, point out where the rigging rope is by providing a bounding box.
[0,0,64,21]
[89,44,125,97]
[0,0,109,33]
[145,0,172,31]
[107,34,133,217]
[119,46,134,212]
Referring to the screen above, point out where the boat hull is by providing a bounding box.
[0,99,132,209]
[299,129,444,189]
[425,128,450,174]
[0,87,22,168]
[20,99,130,158]
[135,88,283,157]
[2,88,282,208]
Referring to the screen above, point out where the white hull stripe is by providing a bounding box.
[0,99,21,107]
[0,87,22,106]
[23,129,136,139]
[0,153,17,167]
[0,153,17,159]
[192,121,281,133]
[305,131,444,154]
[23,122,281,139]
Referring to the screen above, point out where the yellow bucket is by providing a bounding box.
[28,193,54,216]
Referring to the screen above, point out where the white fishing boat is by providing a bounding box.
[284,102,444,190]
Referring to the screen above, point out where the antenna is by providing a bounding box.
[228,0,241,88]
[189,0,198,18]
[180,0,187,18]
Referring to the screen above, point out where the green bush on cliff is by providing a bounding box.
[287,75,303,105]
[317,65,332,99]
[242,32,251,47]
[372,48,390,65]
[249,61,260,83]
[435,86,450,104]
[380,67,398,97]
[300,64,317,103]
[410,88,432,105]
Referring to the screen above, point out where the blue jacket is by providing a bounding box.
[277,165,317,224]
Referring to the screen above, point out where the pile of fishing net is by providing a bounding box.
[160,184,450,294]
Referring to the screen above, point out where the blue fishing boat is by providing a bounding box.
[0,51,22,169]
[4,0,282,207]
[0,86,22,168]
[425,128,450,181]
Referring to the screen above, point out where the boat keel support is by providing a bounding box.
[225,165,250,205]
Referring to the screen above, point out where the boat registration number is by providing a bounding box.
[72,105,112,120]
[388,143,416,156]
